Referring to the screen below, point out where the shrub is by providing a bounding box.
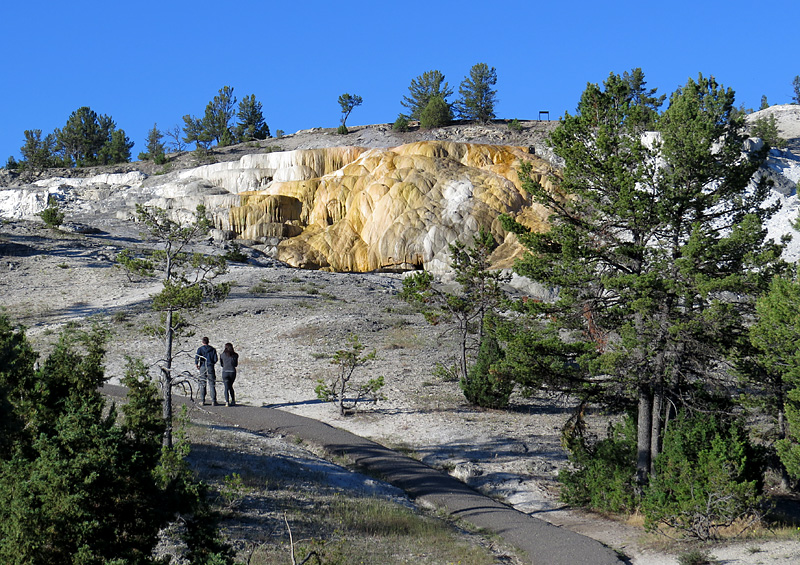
[337,124,349,135]
[420,96,451,129]
[315,334,385,416]
[559,415,638,514]
[461,332,513,408]
[38,197,64,228]
[642,412,764,540]
[508,118,522,132]
[393,114,410,132]
[677,549,718,565]
[750,114,786,149]
[222,242,248,263]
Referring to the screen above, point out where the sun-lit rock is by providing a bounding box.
[226,141,556,272]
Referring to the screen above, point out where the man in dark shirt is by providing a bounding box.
[195,337,219,406]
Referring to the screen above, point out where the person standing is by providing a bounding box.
[195,337,219,406]
[219,342,239,406]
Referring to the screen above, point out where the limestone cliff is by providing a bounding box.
[0,140,557,274]
[227,141,556,272]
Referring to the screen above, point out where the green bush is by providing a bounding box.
[393,114,410,132]
[558,415,638,514]
[222,242,248,263]
[750,114,786,149]
[508,118,522,132]
[461,332,513,408]
[38,199,64,228]
[337,124,349,135]
[777,385,800,478]
[677,549,718,565]
[642,412,763,540]
[420,96,451,129]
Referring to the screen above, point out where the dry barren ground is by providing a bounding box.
[3,218,800,564]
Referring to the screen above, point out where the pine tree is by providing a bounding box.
[455,63,498,123]
[0,318,236,563]
[182,86,238,149]
[622,67,665,128]
[54,107,132,166]
[338,93,363,127]
[140,123,167,163]
[747,272,800,479]
[401,70,454,121]
[118,204,229,447]
[235,94,270,141]
[401,229,509,406]
[502,72,782,486]
[19,129,57,171]
[420,95,452,129]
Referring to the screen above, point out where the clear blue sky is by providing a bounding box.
[2,0,798,163]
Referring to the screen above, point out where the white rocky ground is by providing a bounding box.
[4,114,800,563]
[2,218,800,564]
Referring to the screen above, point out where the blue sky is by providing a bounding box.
[2,0,798,163]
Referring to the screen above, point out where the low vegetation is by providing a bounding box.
[315,334,386,416]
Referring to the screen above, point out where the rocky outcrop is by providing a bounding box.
[5,120,797,273]
[226,142,555,272]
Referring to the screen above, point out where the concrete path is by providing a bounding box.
[104,385,624,565]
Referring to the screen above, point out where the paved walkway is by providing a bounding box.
[104,385,624,565]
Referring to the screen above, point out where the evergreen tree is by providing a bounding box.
[642,412,762,540]
[0,318,235,563]
[182,114,213,150]
[622,67,666,128]
[337,92,363,127]
[98,128,134,165]
[19,129,57,171]
[182,86,237,149]
[793,75,800,104]
[117,205,229,448]
[502,72,782,487]
[401,70,454,121]
[747,272,800,480]
[54,106,132,167]
[401,229,509,406]
[140,123,167,163]
[455,63,498,123]
[204,85,237,146]
[235,94,270,141]
[750,113,787,149]
[420,95,452,129]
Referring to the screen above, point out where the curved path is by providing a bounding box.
[104,385,624,565]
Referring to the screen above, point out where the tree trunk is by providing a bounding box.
[636,384,652,487]
[778,402,791,490]
[162,309,174,448]
[649,380,663,477]
[459,319,469,383]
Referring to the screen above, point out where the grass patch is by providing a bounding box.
[184,424,513,565]
[249,283,270,294]
[283,324,327,346]
[384,327,424,350]
[244,494,505,565]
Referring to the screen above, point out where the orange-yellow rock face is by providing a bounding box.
[229,141,555,272]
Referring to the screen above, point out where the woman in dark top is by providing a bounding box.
[219,343,239,406]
